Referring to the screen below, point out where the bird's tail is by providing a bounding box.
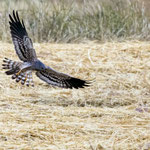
[2,57,21,75]
[2,58,34,86]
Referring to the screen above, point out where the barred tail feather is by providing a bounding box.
[24,73,34,87]
[15,72,24,82]
[11,71,34,87]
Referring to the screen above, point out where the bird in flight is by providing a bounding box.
[2,10,90,89]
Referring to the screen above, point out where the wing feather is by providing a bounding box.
[36,67,90,89]
[9,10,37,62]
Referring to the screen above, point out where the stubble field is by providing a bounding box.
[0,41,150,149]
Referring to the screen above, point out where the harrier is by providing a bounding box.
[2,10,90,89]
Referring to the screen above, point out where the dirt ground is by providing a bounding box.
[0,41,150,149]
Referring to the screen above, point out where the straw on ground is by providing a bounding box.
[0,41,150,149]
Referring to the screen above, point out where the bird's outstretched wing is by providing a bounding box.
[9,10,37,62]
[36,67,90,89]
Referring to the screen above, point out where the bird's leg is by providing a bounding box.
[16,70,22,76]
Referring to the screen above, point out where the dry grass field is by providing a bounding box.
[0,41,150,149]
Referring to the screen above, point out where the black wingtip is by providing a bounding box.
[9,10,28,39]
[68,78,91,89]
[13,10,18,22]
[13,10,15,15]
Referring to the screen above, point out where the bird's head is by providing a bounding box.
[34,60,46,71]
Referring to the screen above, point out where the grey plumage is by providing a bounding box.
[2,10,90,89]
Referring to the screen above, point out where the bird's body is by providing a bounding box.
[32,60,47,71]
[2,10,90,89]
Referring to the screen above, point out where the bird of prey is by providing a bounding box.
[2,10,90,89]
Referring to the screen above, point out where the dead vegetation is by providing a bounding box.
[1,0,150,42]
[0,41,150,149]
